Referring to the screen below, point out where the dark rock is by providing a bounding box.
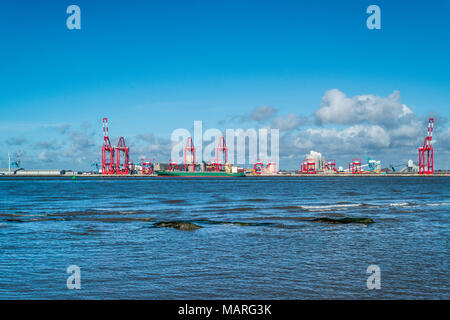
[6,218,25,223]
[311,217,374,224]
[153,221,201,230]
[194,219,265,227]
[229,221,253,226]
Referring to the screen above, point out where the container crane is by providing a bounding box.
[9,151,21,169]
[101,118,115,174]
[91,160,100,173]
[216,137,228,172]
[169,159,179,171]
[349,159,362,174]
[301,159,316,174]
[419,118,434,174]
[115,137,130,174]
[254,159,264,174]
[141,159,153,174]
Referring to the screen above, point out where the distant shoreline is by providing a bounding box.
[1,173,449,179]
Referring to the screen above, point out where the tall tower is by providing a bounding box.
[101,118,115,174]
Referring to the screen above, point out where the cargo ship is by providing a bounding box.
[155,170,245,177]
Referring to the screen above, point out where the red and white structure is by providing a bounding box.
[301,159,316,174]
[184,137,195,172]
[254,159,277,174]
[300,159,306,173]
[208,159,218,171]
[115,137,130,175]
[326,159,336,172]
[349,159,362,174]
[419,118,434,175]
[141,159,153,175]
[266,160,277,174]
[254,159,264,174]
[169,160,178,171]
[305,159,315,174]
[101,118,115,174]
[101,117,133,175]
[215,137,228,171]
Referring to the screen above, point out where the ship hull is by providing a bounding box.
[155,170,245,177]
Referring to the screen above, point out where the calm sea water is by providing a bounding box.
[0,177,448,299]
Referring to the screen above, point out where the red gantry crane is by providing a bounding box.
[300,159,306,173]
[419,118,434,175]
[169,159,178,171]
[141,159,153,175]
[115,137,130,175]
[301,159,315,174]
[254,159,264,174]
[216,137,228,171]
[349,159,362,174]
[326,159,336,172]
[101,118,115,174]
[306,159,315,174]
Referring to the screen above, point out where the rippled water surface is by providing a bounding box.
[0,177,448,299]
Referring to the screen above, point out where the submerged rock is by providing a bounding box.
[193,219,273,227]
[153,221,202,231]
[231,222,253,226]
[6,218,25,223]
[311,217,374,224]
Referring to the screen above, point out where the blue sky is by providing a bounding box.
[0,0,449,170]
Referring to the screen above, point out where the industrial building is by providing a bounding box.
[0,169,67,176]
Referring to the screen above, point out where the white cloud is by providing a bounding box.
[59,124,70,134]
[299,125,391,153]
[6,137,26,146]
[436,127,450,149]
[130,133,173,161]
[315,89,413,127]
[37,140,60,150]
[250,105,277,121]
[38,151,48,161]
[276,89,450,169]
[271,113,303,131]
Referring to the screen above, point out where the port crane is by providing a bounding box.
[216,137,228,172]
[101,118,115,174]
[115,137,130,174]
[141,158,153,174]
[91,160,100,173]
[419,118,434,174]
[9,151,21,169]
